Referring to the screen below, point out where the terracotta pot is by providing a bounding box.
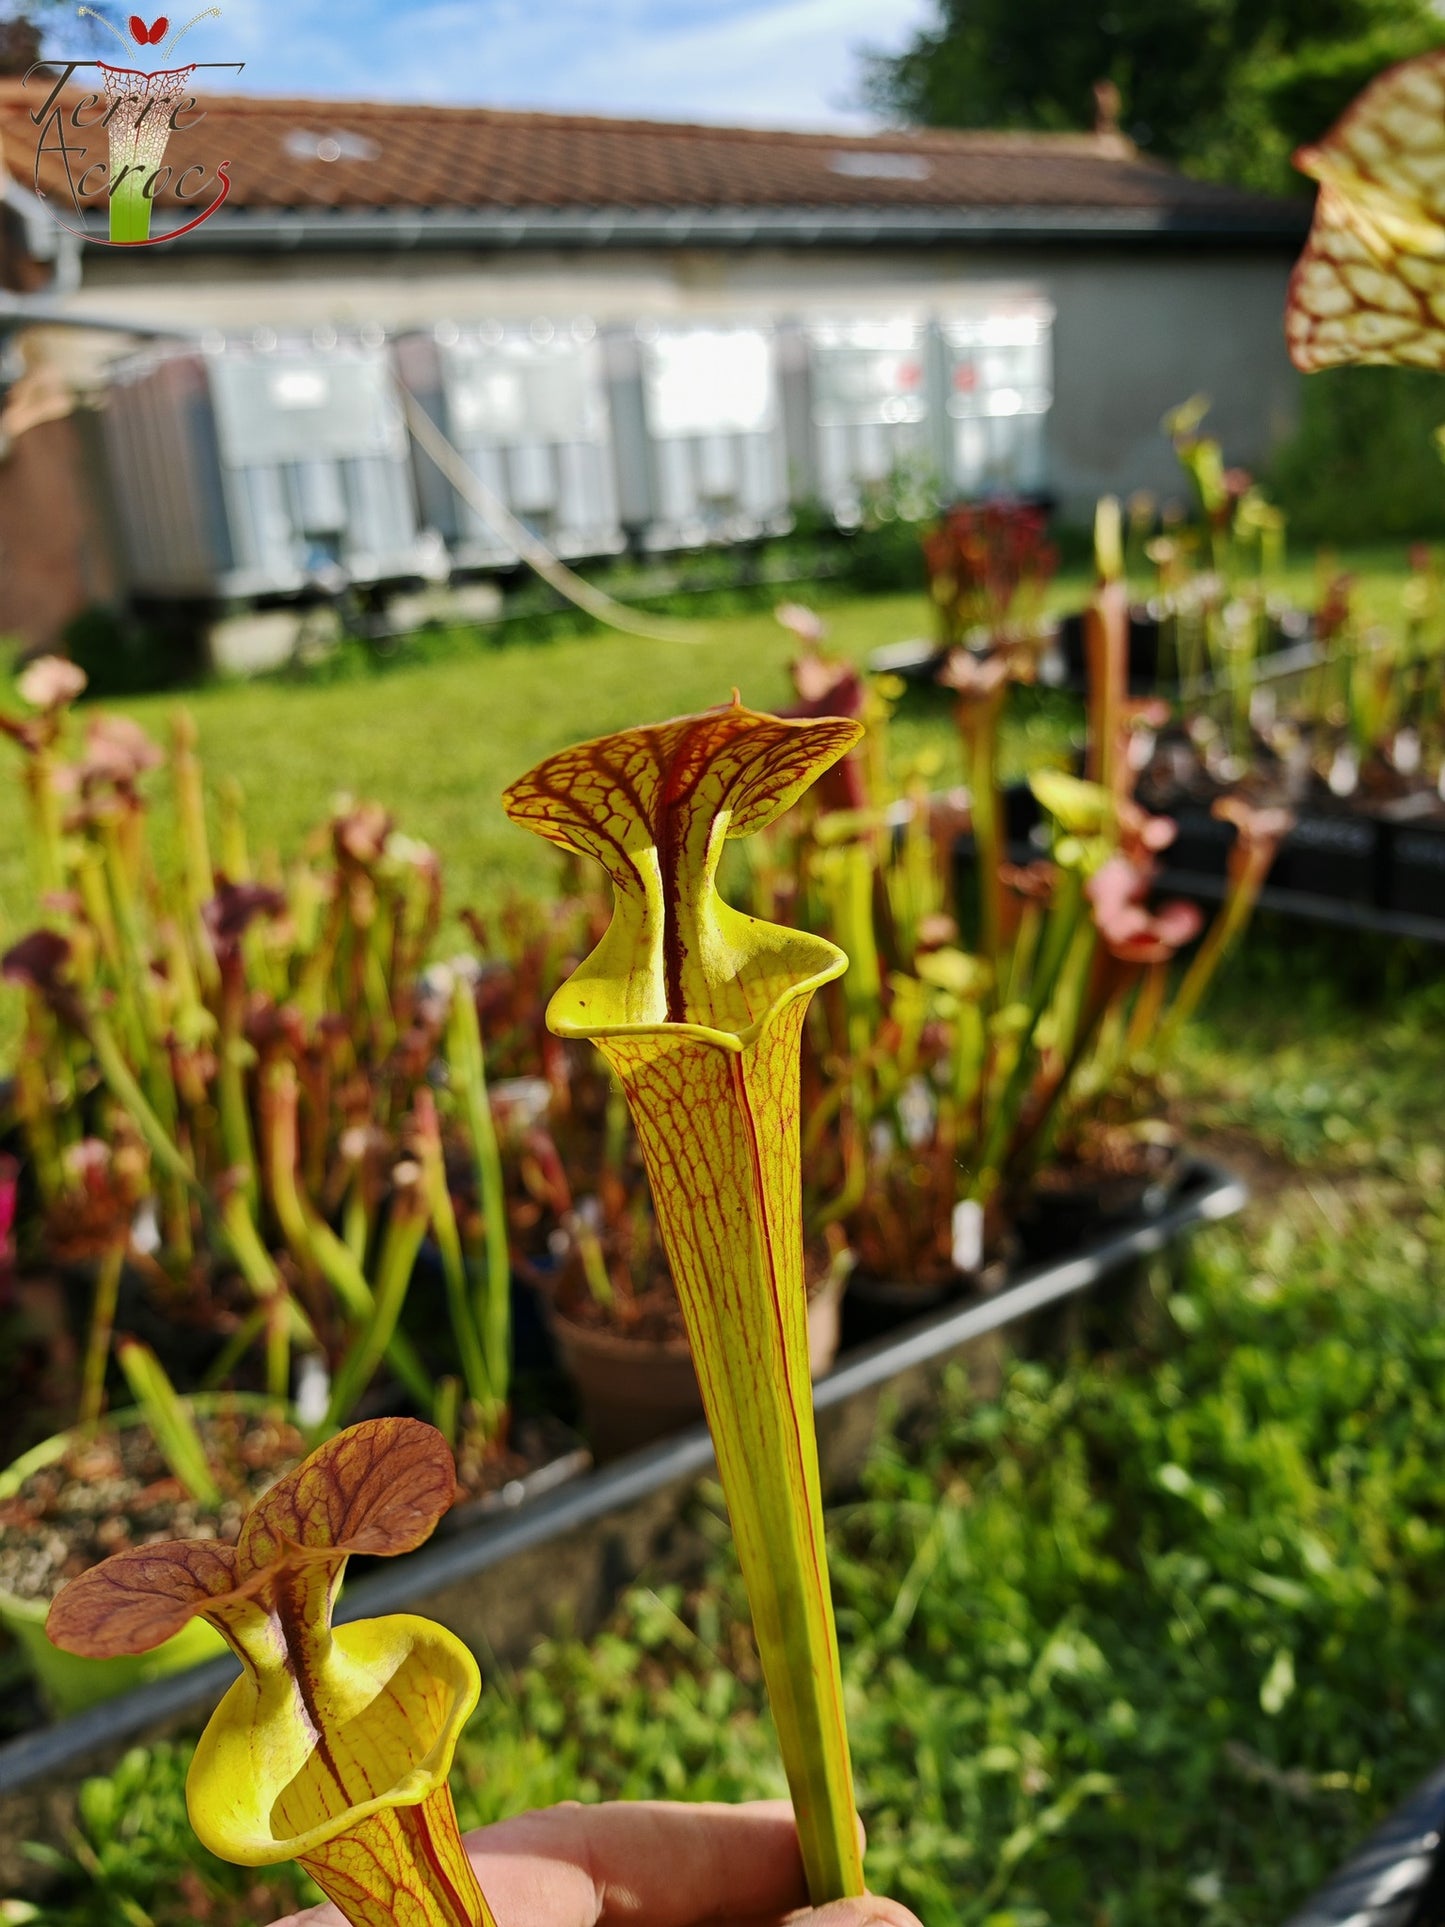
[548,1269,847,1464]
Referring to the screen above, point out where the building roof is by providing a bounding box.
[0,82,1310,249]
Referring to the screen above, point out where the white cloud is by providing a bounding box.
[95,0,939,127]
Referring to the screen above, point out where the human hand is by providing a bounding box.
[265,1798,921,1927]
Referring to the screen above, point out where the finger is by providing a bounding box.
[790,1900,923,1927]
[466,1798,811,1926]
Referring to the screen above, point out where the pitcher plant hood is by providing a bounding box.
[501,697,863,1046]
[48,1419,496,1927]
[1286,49,1445,371]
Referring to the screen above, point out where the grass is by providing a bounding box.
[0,592,923,958]
[0,585,1076,1049]
[16,939,1445,1927]
[0,540,1426,960]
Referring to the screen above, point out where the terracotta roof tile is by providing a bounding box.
[0,82,1302,228]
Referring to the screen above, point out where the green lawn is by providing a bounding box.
[0,593,930,958]
[0,543,1427,966]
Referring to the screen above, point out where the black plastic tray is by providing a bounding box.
[976,789,1445,947]
[868,625,1320,700]
[0,1158,1246,1814]
[1283,1761,1445,1927]
[1155,865,1445,947]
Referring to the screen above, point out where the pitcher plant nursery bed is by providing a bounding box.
[0,661,594,1718]
[0,671,1253,1892]
[0,1153,1245,1826]
[0,589,1274,1709]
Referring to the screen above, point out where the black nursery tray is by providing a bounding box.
[1054,606,1319,700]
[988,786,1445,946]
[869,617,1319,700]
[1142,799,1445,943]
[1283,1759,1445,1927]
[0,1158,1246,1867]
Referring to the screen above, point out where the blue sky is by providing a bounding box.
[37,1,938,126]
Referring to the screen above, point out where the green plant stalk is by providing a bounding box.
[608,1007,863,1900]
[1124,960,1169,1063]
[170,711,215,901]
[414,1092,497,1428]
[79,1242,126,1428]
[323,1178,430,1434]
[447,978,511,1421]
[434,1375,461,1451]
[1047,917,1100,1068]
[221,1198,290,1398]
[1004,900,1043,1010]
[971,868,1086,1202]
[90,1009,302,1356]
[343,1166,371,1267]
[262,1065,434,1413]
[217,779,251,881]
[362,927,397,1058]
[1017,955,1134,1181]
[115,1340,223,1508]
[88,1008,204,1203]
[294,893,344,1024]
[43,956,86,1131]
[217,1190,313,1393]
[74,845,121,975]
[815,840,882,1055]
[962,691,1007,977]
[199,1304,271,1392]
[576,1226,616,1313]
[170,711,220,993]
[13,1046,63,1205]
[810,1090,868,1232]
[898,783,937,958]
[96,817,157,1078]
[216,992,259,1216]
[1158,858,1271,1053]
[1085,581,1130,804]
[22,747,64,900]
[951,998,987,1118]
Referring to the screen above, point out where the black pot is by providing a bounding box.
[59,1260,234,1388]
[841,1272,960,1349]
[1014,1149,1186,1267]
[1003,780,1046,845]
[1272,811,1381,905]
[842,1253,1010,1350]
[1385,819,1445,920]
[1057,605,1165,693]
[1166,804,1235,882]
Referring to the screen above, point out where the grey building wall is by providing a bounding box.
[67,237,1302,520]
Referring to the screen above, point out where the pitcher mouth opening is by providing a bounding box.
[546,928,847,1053]
[190,1619,478,1867]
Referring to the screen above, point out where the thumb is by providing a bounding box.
[795,1900,923,1927]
